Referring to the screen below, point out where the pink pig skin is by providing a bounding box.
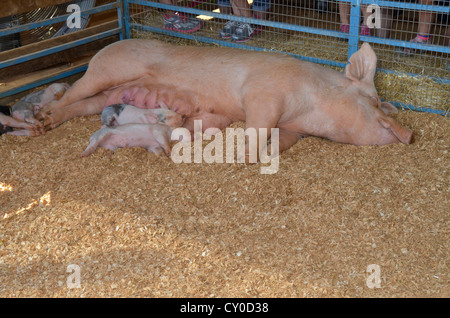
[0,112,36,136]
[102,83,196,113]
[7,83,69,136]
[81,123,172,157]
[39,40,412,160]
[101,104,185,128]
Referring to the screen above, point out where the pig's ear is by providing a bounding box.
[107,114,119,127]
[345,43,377,84]
[378,117,412,144]
[145,113,158,124]
[380,101,398,115]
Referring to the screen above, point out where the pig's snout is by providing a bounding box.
[377,117,412,145]
[165,113,185,127]
[350,116,413,146]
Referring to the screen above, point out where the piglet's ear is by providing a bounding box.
[345,43,377,84]
[380,101,398,115]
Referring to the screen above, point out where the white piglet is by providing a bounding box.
[101,103,184,128]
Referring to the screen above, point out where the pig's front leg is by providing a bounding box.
[148,145,170,157]
[258,128,302,162]
[242,94,283,163]
[12,110,44,135]
[7,129,41,137]
[277,128,302,153]
[0,113,41,136]
[42,93,107,131]
[0,113,30,130]
[37,61,132,124]
[11,101,45,135]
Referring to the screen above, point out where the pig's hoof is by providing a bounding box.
[30,130,44,137]
[32,121,44,131]
[43,114,61,131]
[31,125,45,136]
[40,101,58,114]
[35,110,48,121]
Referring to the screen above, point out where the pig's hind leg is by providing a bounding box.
[38,54,148,126]
[39,74,108,117]
[147,145,167,156]
[81,128,115,157]
[153,133,171,156]
[43,93,108,131]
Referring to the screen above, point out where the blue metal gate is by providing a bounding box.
[0,0,125,99]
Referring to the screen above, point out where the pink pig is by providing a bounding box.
[38,40,412,161]
[3,83,70,136]
[103,83,197,114]
[81,123,172,157]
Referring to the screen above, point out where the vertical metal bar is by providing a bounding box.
[116,0,124,40]
[348,0,361,60]
[122,0,131,39]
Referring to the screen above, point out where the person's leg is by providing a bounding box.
[339,2,350,33]
[396,0,435,55]
[416,0,435,40]
[360,5,371,35]
[230,0,253,18]
[161,0,203,33]
[252,0,270,20]
[219,0,237,38]
[230,0,263,42]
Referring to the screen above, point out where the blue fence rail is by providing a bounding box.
[0,0,124,99]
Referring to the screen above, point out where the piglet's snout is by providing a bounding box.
[167,113,185,127]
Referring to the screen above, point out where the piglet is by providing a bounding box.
[1,107,33,135]
[10,83,69,136]
[0,106,13,135]
[0,106,39,136]
[81,123,173,157]
[101,103,185,128]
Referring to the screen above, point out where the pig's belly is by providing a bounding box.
[103,134,157,150]
[102,88,128,106]
[186,111,239,132]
